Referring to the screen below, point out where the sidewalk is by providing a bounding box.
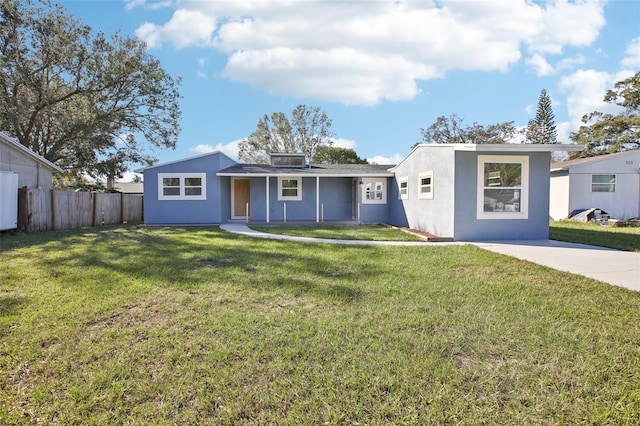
[220,224,640,292]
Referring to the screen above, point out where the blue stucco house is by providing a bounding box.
[140,144,581,241]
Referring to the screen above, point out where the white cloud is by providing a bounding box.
[621,37,640,69]
[367,153,404,165]
[118,171,142,182]
[125,0,174,12]
[190,140,242,160]
[136,9,217,49]
[558,69,633,131]
[332,138,357,150]
[526,54,554,77]
[136,0,607,105]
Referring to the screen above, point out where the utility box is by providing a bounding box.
[0,171,19,231]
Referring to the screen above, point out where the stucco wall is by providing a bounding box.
[142,152,236,224]
[0,141,55,190]
[389,146,456,237]
[453,151,552,241]
[566,152,640,219]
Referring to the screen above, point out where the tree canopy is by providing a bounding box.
[526,89,558,144]
[416,114,517,148]
[314,146,368,164]
[570,72,640,156]
[0,0,181,181]
[238,105,334,164]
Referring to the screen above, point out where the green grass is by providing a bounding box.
[251,224,425,241]
[550,220,640,252]
[2,225,640,424]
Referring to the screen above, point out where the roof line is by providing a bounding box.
[0,131,64,173]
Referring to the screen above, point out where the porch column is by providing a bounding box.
[266,176,270,223]
[316,176,320,222]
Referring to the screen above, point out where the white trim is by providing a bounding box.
[418,171,434,200]
[266,176,270,223]
[316,176,320,222]
[361,178,387,204]
[277,176,302,201]
[477,155,528,220]
[158,173,206,200]
[398,176,409,200]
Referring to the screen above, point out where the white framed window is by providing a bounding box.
[278,176,302,201]
[158,173,206,200]
[477,156,528,220]
[362,178,387,204]
[591,174,616,192]
[418,171,434,200]
[398,177,409,200]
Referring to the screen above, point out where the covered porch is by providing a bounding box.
[216,163,394,225]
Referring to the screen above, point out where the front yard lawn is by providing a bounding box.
[250,224,425,241]
[550,220,640,252]
[1,226,639,424]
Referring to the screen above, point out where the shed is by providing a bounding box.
[0,131,63,190]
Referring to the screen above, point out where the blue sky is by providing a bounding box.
[58,0,639,179]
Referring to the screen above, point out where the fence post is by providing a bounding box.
[120,192,125,224]
[92,193,98,227]
[51,189,56,231]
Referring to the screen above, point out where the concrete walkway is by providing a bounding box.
[220,224,640,292]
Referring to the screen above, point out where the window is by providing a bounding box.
[591,174,616,192]
[278,176,302,200]
[362,178,387,204]
[158,173,206,200]
[271,154,306,168]
[398,177,408,200]
[477,156,528,220]
[418,171,434,200]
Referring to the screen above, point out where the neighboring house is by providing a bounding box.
[140,144,581,241]
[1,132,63,231]
[550,150,640,220]
[0,131,63,190]
[113,182,144,194]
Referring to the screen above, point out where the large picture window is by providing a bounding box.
[591,174,616,192]
[362,178,387,204]
[477,156,528,220]
[278,177,302,200]
[158,173,206,200]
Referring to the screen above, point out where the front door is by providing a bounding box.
[232,178,251,219]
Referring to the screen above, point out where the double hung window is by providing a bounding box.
[477,156,528,219]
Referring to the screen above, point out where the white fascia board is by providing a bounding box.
[216,172,395,177]
[450,143,584,153]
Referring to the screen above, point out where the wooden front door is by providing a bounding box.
[232,178,251,218]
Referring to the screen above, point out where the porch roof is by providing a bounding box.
[216,163,395,177]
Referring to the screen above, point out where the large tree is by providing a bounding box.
[570,72,640,156]
[526,89,558,144]
[0,0,181,182]
[314,146,367,164]
[416,114,517,148]
[238,105,334,164]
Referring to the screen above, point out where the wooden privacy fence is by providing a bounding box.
[18,188,143,232]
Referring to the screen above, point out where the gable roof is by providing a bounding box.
[551,150,640,172]
[0,131,64,173]
[217,163,394,177]
[135,150,236,172]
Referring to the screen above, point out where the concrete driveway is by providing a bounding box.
[473,240,640,292]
